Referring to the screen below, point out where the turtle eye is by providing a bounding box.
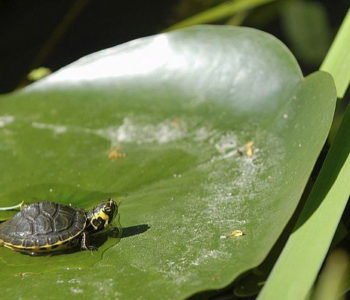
[104,207,111,213]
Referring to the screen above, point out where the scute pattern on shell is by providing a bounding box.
[0,201,87,248]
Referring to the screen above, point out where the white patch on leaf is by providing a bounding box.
[32,122,67,134]
[0,115,14,128]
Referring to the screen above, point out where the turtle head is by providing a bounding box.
[88,199,118,232]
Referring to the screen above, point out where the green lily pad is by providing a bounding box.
[0,26,336,299]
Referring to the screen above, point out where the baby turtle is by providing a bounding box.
[0,199,118,255]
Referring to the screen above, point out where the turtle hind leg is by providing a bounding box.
[80,231,97,251]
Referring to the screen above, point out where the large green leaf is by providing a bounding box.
[0,26,336,299]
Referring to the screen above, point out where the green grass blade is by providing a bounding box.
[321,9,350,98]
[313,250,349,300]
[258,102,350,300]
[165,0,276,31]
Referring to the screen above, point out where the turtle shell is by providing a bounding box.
[0,201,87,252]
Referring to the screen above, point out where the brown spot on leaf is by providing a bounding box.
[237,141,255,157]
[108,147,126,160]
[245,141,254,157]
[220,229,245,239]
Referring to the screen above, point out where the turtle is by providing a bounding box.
[0,199,118,255]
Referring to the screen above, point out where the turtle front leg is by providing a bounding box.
[80,231,97,251]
